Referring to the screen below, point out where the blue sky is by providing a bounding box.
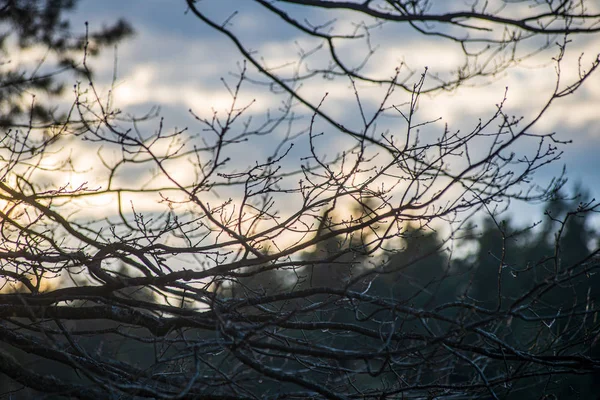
[63,0,600,232]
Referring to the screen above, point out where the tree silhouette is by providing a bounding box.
[1,1,600,398]
[0,0,133,127]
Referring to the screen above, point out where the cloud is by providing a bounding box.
[55,0,600,233]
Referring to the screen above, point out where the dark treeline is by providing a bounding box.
[2,189,597,399]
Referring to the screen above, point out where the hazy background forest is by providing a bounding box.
[3,189,598,398]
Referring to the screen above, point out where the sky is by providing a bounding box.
[57,0,600,236]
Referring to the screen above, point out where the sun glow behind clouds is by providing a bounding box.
[111,63,279,115]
